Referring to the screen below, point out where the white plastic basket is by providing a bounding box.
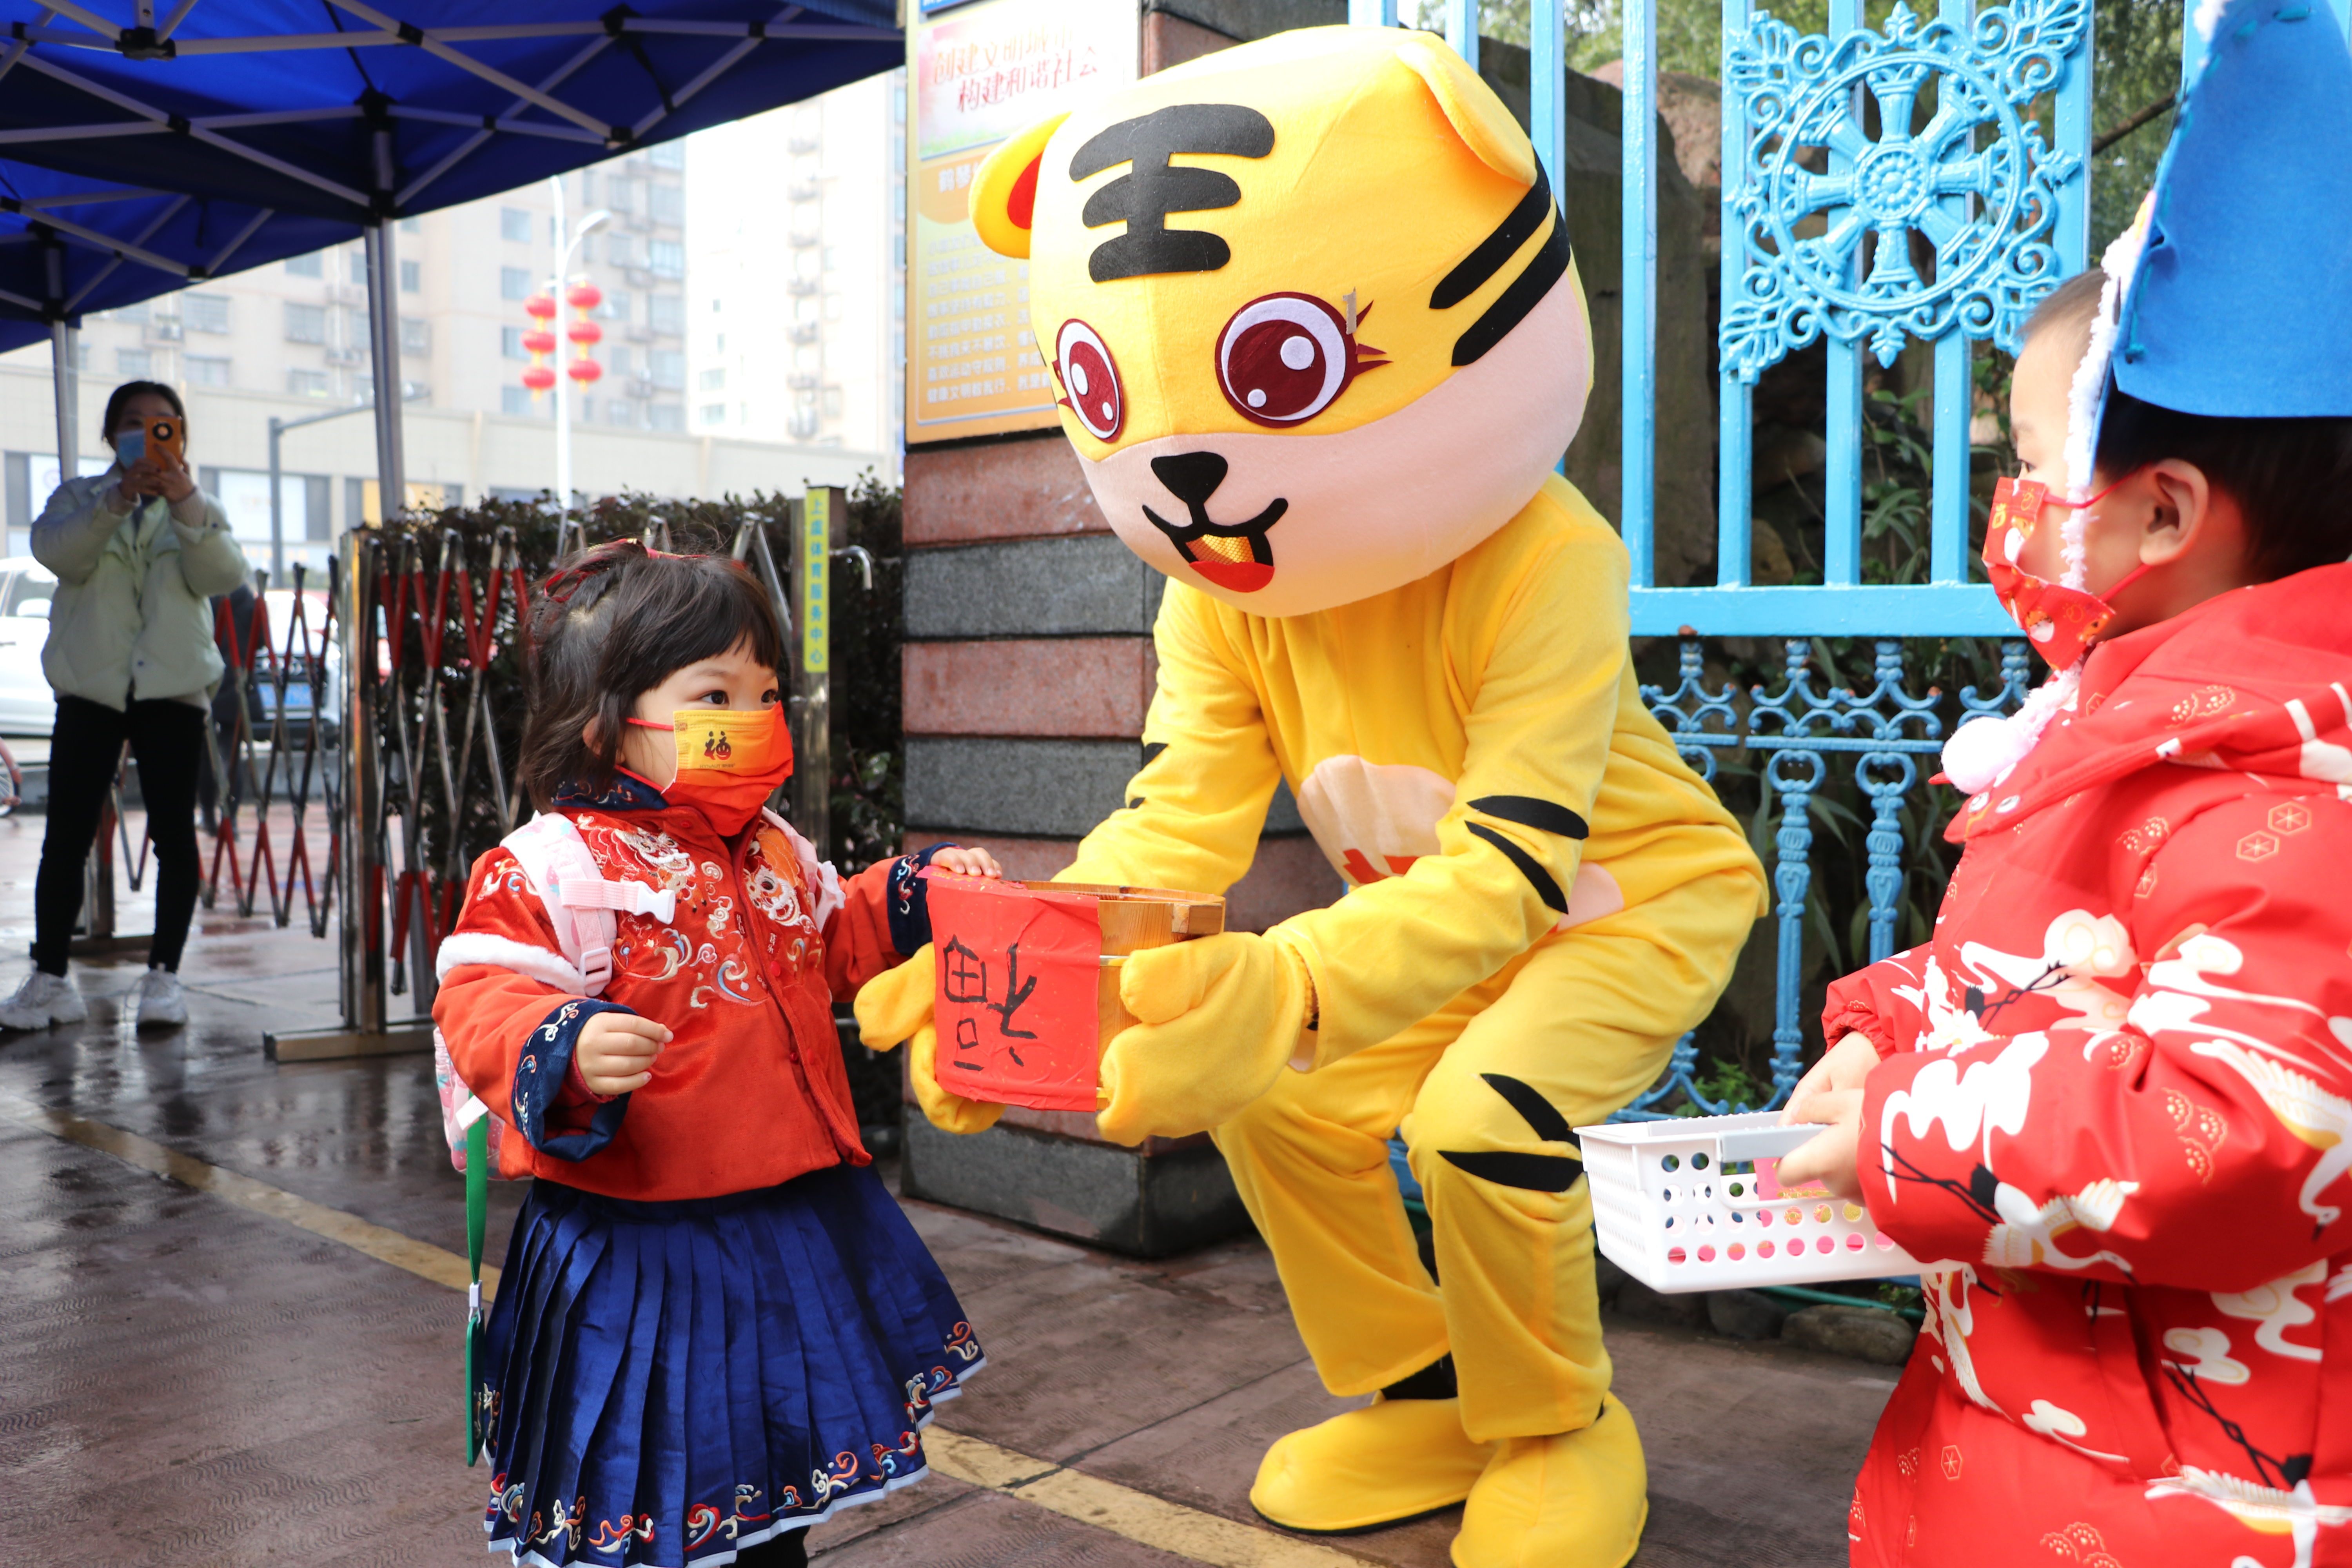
[1576,1112,1921,1293]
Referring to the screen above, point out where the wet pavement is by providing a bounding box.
[0,811,1886,1566]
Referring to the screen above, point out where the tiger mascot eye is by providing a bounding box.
[863,25,1766,1566]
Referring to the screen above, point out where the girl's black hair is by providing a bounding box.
[517,539,786,809]
[100,380,189,452]
[2025,269,2352,582]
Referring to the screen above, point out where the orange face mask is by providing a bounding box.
[626,704,794,835]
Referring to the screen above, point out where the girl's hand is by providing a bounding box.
[1780,1031,1879,1126]
[930,846,1004,880]
[1776,1088,1864,1200]
[575,1012,671,1096]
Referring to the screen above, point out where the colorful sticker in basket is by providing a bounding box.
[929,875,1103,1113]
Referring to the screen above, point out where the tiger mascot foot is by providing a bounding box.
[1250,1396,1494,1534]
[1451,1396,1649,1568]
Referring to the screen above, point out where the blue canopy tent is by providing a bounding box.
[0,0,898,501]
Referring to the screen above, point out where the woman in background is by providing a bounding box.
[2,380,247,1033]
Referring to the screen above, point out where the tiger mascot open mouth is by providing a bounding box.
[967,28,1592,619]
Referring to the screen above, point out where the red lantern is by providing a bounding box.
[565,281,603,312]
[567,320,603,347]
[521,365,556,392]
[567,358,603,384]
[524,292,557,321]
[521,329,557,356]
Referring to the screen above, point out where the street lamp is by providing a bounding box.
[268,382,428,582]
[548,174,610,553]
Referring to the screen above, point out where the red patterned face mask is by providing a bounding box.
[1983,474,2152,670]
[626,704,793,835]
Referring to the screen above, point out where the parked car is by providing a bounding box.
[236,587,341,747]
[0,558,57,735]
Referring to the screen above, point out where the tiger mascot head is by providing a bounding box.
[969,24,1592,618]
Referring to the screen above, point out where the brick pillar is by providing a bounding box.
[894,2,1348,1256]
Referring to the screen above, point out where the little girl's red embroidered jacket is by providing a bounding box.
[433,775,941,1202]
[1822,564,2352,1566]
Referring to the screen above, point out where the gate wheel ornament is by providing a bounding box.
[1720,0,2088,382]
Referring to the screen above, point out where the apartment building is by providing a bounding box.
[2,134,889,570]
[686,68,907,470]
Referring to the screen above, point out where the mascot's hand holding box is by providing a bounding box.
[858,26,1765,1567]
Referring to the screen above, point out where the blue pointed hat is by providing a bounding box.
[2061,0,2352,496]
[2106,0,2352,424]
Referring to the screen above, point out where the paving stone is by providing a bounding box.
[1782,1303,1919,1366]
[1705,1288,1789,1342]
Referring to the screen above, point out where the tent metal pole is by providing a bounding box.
[49,321,78,487]
[364,219,406,517]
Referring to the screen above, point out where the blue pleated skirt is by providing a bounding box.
[477,1163,983,1567]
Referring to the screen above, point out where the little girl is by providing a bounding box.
[435,541,1000,1568]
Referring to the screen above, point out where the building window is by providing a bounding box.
[648,240,684,279]
[822,246,837,272]
[699,367,725,391]
[579,169,596,203]
[608,401,639,427]
[106,300,151,324]
[599,290,631,322]
[501,385,537,416]
[648,403,684,432]
[648,294,683,335]
[649,183,684,225]
[604,233,632,269]
[607,345,632,377]
[183,294,230,334]
[648,349,685,390]
[501,326,527,360]
[579,398,595,423]
[500,267,532,301]
[500,207,531,243]
[700,403,726,425]
[285,252,323,278]
[648,141,685,170]
[607,178,637,215]
[285,303,327,343]
[343,307,371,349]
[116,348,152,378]
[187,356,232,387]
[289,369,331,397]
[399,260,421,293]
[400,216,422,234]
[400,317,431,355]
[349,250,366,285]
[821,388,843,418]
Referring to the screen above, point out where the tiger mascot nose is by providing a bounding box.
[1149,452,1231,507]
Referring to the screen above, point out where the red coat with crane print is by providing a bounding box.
[434,775,940,1203]
[1825,564,2352,1568]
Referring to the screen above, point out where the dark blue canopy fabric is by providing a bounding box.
[0,1,898,355]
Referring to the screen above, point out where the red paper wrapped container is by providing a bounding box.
[927,877,1225,1112]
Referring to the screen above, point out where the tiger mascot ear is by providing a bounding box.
[971,112,1069,260]
[1388,27,1534,186]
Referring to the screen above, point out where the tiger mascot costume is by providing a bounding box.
[858,25,1765,1566]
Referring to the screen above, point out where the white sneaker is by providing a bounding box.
[0,971,88,1031]
[135,969,189,1029]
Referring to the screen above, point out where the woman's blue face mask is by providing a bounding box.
[114,429,145,465]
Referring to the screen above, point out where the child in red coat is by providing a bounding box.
[435,542,1000,1568]
[1780,5,2352,1559]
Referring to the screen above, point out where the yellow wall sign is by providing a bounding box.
[905,0,1138,445]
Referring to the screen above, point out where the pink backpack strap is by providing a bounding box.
[502,814,676,997]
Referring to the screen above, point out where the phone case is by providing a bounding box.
[145,416,184,460]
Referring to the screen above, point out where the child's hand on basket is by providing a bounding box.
[576,1013,671,1097]
[1776,1033,1876,1200]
